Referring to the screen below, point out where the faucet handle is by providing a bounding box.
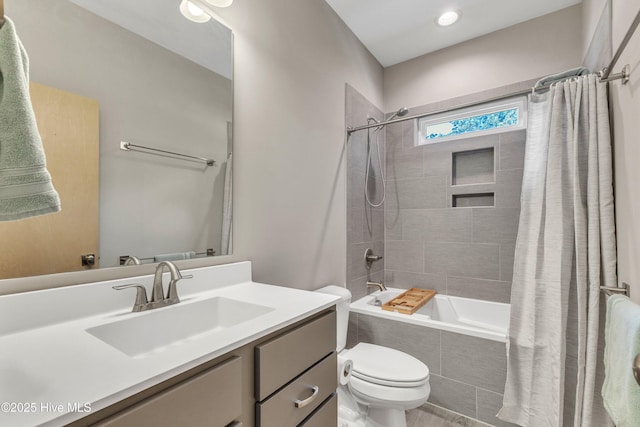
[113,284,149,312]
[166,274,193,302]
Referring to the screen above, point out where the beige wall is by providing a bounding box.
[592,1,640,304]
[0,0,383,294]
[213,0,384,289]
[582,0,609,57]
[383,5,583,112]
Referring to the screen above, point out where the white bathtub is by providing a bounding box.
[350,288,510,343]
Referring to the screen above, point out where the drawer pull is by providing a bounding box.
[294,386,319,408]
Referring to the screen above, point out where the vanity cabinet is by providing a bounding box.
[72,308,336,427]
[255,310,337,427]
[95,357,242,427]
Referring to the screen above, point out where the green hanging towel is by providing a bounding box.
[0,17,60,221]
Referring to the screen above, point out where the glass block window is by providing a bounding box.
[417,96,527,145]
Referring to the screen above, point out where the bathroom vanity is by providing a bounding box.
[0,262,339,427]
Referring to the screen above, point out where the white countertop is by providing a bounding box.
[0,261,339,426]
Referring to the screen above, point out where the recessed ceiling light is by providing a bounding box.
[180,0,211,23]
[436,10,461,27]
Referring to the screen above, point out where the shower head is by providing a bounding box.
[388,107,409,121]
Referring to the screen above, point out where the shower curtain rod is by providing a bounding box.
[346,87,532,135]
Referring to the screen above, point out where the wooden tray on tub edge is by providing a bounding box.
[381,288,437,315]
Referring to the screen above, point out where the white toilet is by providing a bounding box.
[316,286,431,427]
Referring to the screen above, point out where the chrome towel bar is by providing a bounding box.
[119,249,215,265]
[120,141,215,166]
[600,283,630,297]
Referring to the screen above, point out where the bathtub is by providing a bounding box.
[350,288,510,343]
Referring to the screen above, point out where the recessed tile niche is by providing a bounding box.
[452,148,495,185]
[452,193,495,207]
[452,147,495,207]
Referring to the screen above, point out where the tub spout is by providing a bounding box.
[367,281,387,292]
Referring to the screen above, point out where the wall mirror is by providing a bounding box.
[0,0,233,280]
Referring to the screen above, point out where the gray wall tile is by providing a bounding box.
[477,389,519,427]
[422,209,473,242]
[348,275,368,302]
[495,169,523,208]
[441,331,507,393]
[427,374,477,418]
[384,270,447,293]
[385,210,403,240]
[363,207,385,243]
[386,146,424,180]
[348,131,368,174]
[348,207,365,244]
[401,119,416,149]
[347,312,358,349]
[402,210,428,241]
[473,207,520,244]
[423,148,451,177]
[357,313,441,374]
[385,122,403,148]
[350,242,370,280]
[499,130,526,171]
[499,243,515,282]
[386,176,447,210]
[386,240,424,273]
[350,171,366,210]
[425,133,498,154]
[424,242,500,280]
[446,276,512,303]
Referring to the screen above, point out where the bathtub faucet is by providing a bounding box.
[367,281,387,292]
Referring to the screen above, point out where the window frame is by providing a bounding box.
[416,96,527,145]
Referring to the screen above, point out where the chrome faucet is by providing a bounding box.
[367,281,387,292]
[114,261,192,312]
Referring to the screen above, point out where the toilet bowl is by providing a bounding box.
[316,286,430,427]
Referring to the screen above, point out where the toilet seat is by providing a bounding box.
[346,343,430,387]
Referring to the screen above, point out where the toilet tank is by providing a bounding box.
[315,285,351,352]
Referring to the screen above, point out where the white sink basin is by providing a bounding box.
[86,297,274,358]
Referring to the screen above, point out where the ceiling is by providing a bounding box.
[325,0,582,67]
[69,0,233,79]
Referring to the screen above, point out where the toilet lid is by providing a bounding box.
[347,343,430,386]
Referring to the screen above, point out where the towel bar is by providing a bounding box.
[600,283,630,297]
[119,249,215,265]
[120,141,215,166]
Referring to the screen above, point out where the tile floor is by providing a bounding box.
[407,403,494,427]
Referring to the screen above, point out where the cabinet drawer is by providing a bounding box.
[96,356,242,427]
[256,352,337,427]
[298,393,337,427]
[256,310,336,400]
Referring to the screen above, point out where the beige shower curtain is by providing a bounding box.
[498,74,617,427]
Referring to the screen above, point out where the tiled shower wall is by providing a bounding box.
[384,123,525,304]
[346,85,386,301]
[345,85,525,426]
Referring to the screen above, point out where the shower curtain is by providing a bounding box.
[498,74,617,427]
